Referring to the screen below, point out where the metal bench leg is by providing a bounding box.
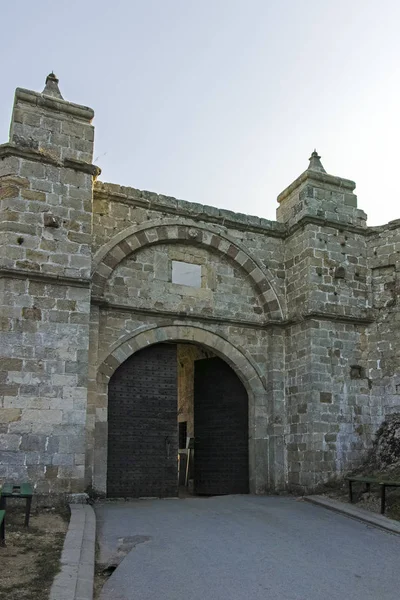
[24,496,32,528]
[380,485,386,515]
[0,516,5,546]
[348,479,353,503]
[366,483,370,493]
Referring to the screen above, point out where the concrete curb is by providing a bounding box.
[305,495,400,535]
[50,504,96,600]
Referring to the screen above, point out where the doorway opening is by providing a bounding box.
[106,342,249,498]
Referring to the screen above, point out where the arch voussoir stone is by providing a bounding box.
[104,354,120,372]
[124,235,141,252]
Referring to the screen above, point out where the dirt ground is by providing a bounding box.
[0,503,68,600]
[94,565,110,600]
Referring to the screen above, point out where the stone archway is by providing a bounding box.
[91,220,284,321]
[92,325,271,495]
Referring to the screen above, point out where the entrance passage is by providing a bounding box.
[107,343,249,498]
[107,344,178,498]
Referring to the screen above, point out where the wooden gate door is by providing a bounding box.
[107,344,178,498]
[194,357,249,495]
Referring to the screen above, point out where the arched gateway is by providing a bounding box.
[94,325,268,496]
[107,343,249,497]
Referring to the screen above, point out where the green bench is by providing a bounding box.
[0,509,5,545]
[0,482,33,527]
[346,475,400,515]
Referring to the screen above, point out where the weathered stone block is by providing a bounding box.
[0,450,25,465]
[0,434,20,451]
[52,453,74,466]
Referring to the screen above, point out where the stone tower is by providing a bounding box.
[276,151,371,489]
[0,75,99,493]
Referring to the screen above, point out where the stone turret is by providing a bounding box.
[276,150,366,229]
[1,73,99,278]
[0,75,98,494]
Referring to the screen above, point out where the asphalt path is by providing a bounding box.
[95,495,400,600]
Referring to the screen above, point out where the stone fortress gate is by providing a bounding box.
[0,74,399,497]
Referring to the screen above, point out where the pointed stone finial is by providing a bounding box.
[308,149,326,173]
[42,72,64,99]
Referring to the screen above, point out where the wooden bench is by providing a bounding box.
[0,483,33,527]
[0,509,5,545]
[346,475,400,515]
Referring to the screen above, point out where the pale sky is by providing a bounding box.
[1,0,399,226]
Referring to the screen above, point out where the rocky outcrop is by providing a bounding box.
[360,414,400,476]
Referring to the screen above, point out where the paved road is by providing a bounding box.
[95,495,400,600]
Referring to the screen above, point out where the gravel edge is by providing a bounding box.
[50,504,96,600]
[305,495,400,535]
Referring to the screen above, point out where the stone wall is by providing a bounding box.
[105,242,266,322]
[1,78,400,496]
[367,221,400,418]
[92,182,286,314]
[177,344,213,439]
